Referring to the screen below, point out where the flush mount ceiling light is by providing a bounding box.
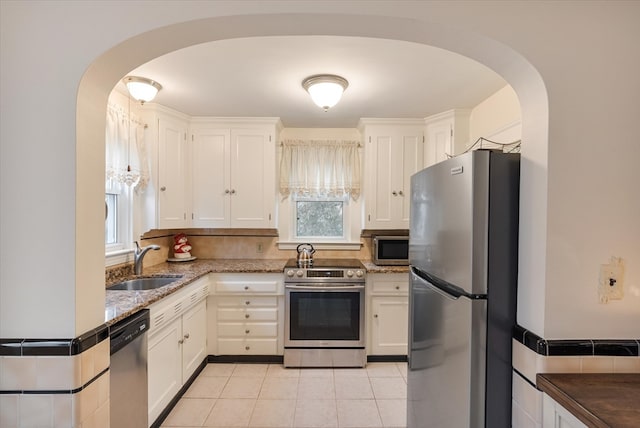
[302,74,349,112]
[123,76,162,104]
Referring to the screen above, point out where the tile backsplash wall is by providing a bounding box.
[140,234,374,267]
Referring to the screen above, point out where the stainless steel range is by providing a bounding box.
[284,258,367,368]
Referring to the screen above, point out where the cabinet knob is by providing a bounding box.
[178,339,184,344]
[244,286,249,290]
[374,314,378,318]
[160,186,166,191]
[225,189,230,194]
[395,285,400,290]
[245,346,250,351]
[245,314,250,319]
[230,189,236,194]
[184,333,190,339]
[245,300,250,305]
[398,190,404,196]
[392,191,398,196]
[245,329,250,334]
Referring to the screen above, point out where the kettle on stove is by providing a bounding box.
[296,243,315,266]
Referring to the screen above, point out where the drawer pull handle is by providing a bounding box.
[245,301,250,305]
[245,314,250,319]
[245,329,250,334]
[245,346,250,351]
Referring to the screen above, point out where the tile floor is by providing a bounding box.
[161,362,408,428]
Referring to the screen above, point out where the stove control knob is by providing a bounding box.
[346,270,354,278]
[286,270,295,277]
[355,270,364,278]
[296,270,304,277]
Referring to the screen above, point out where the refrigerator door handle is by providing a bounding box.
[411,266,486,300]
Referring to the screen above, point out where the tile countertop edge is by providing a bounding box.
[536,373,640,428]
[106,259,410,326]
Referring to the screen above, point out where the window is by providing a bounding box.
[105,193,118,245]
[296,199,344,238]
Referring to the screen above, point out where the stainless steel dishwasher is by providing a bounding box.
[110,309,149,428]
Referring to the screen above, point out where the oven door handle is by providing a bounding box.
[285,285,365,291]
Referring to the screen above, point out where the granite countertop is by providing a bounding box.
[105,258,408,326]
[537,373,640,427]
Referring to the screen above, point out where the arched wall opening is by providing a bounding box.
[76,13,548,336]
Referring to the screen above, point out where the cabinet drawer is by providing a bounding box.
[214,281,278,294]
[216,296,278,307]
[217,322,278,337]
[217,307,278,322]
[217,338,278,355]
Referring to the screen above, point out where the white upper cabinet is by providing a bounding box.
[190,119,280,228]
[424,109,470,167]
[360,119,424,230]
[156,110,190,229]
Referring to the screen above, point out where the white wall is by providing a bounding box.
[1,1,638,339]
[469,85,521,143]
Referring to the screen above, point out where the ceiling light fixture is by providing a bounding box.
[123,76,162,104]
[302,74,349,112]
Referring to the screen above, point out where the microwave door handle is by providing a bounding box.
[411,266,485,300]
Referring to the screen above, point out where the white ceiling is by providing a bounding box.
[124,36,507,128]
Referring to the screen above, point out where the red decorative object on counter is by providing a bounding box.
[173,233,192,259]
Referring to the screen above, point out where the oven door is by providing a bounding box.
[285,284,365,348]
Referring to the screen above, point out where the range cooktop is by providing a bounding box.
[284,258,365,269]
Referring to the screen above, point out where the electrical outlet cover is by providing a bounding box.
[598,257,625,303]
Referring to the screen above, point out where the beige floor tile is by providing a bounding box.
[336,399,382,427]
[376,399,407,427]
[395,363,407,379]
[204,399,256,427]
[299,368,334,378]
[333,368,369,378]
[294,399,338,428]
[266,364,300,378]
[259,377,299,399]
[335,377,374,400]
[248,399,295,427]
[202,363,237,377]
[366,363,402,378]
[297,377,335,400]
[221,377,264,399]
[184,376,229,398]
[162,398,216,427]
[370,378,407,400]
[232,364,269,377]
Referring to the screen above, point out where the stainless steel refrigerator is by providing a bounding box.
[407,150,520,428]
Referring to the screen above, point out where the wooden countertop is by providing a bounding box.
[537,373,640,427]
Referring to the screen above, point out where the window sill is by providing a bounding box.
[276,241,363,251]
[105,248,134,267]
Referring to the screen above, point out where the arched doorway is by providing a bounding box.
[78,12,548,335]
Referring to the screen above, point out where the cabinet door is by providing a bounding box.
[365,127,423,229]
[148,318,182,424]
[158,116,188,228]
[230,129,275,228]
[191,128,231,228]
[181,300,207,382]
[370,297,409,355]
[425,119,452,168]
[542,394,588,428]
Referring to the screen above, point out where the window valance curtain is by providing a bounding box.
[105,103,150,193]
[279,139,361,200]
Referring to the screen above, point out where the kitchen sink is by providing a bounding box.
[108,275,184,291]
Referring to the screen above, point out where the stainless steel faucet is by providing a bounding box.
[133,241,161,275]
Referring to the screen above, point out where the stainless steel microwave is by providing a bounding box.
[372,235,410,265]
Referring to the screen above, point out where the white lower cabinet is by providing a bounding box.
[147,278,209,426]
[367,273,409,355]
[208,273,284,356]
[542,394,588,428]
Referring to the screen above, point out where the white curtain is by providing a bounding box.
[279,139,361,200]
[105,103,149,193]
